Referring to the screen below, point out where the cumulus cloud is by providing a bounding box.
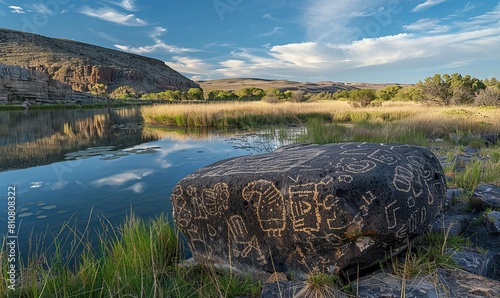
[204,22,500,82]
[79,6,147,26]
[412,0,447,12]
[166,56,212,74]
[9,5,25,14]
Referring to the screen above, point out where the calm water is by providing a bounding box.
[0,107,304,257]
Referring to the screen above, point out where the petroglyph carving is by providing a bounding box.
[368,149,402,165]
[171,185,191,228]
[186,186,208,220]
[393,166,413,193]
[199,149,324,177]
[290,177,333,233]
[242,180,286,237]
[337,157,377,174]
[202,182,229,216]
[228,215,266,265]
[385,200,400,229]
[360,191,377,216]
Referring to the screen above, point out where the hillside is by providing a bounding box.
[197,78,356,93]
[0,28,199,95]
[196,78,412,94]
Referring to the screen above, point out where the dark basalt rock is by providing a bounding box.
[471,184,500,210]
[171,142,447,277]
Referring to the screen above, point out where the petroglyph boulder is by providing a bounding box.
[171,142,446,277]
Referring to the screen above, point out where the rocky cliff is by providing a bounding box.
[0,28,199,95]
[0,64,104,104]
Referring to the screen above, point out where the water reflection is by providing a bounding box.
[0,107,306,260]
[0,107,155,171]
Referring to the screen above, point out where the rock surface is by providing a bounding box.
[353,269,500,298]
[0,64,103,104]
[171,142,446,277]
[484,211,500,234]
[0,28,199,96]
[471,184,500,209]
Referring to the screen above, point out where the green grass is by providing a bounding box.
[389,231,468,280]
[1,213,261,297]
[302,117,430,146]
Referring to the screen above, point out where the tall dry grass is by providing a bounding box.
[141,102,500,140]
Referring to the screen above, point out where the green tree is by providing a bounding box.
[417,74,452,105]
[348,89,376,107]
[88,83,108,97]
[393,86,423,101]
[187,88,204,100]
[376,85,402,101]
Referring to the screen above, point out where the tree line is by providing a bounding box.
[109,73,500,107]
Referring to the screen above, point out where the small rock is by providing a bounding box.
[451,248,489,276]
[353,271,446,298]
[430,214,468,237]
[438,268,500,297]
[484,211,500,234]
[493,253,500,277]
[471,184,500,210]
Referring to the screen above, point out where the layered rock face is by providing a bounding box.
[0,64,104,104]
[171,142,447,277]
[0,28,199,95]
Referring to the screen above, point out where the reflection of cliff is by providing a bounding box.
[0,108,158,171]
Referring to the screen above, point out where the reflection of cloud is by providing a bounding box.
[91,169,153,187]
[30,181,43,188]
[126,182,144,193]
[52,181,69,190]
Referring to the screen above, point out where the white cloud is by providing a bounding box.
[115,27,198,54]
[9,5,25,14]
[201,23,500,82]
[115,42,196,54]
[303,0,402,42]
[259,27,283,37]
[33,4,56,15]
[105,0,137,11]
[412,0,447,12]
[166,56,212,74]
[79,6,147,26]
[467,2,500,25]
[403,18,450,33]
[91,169,153,187]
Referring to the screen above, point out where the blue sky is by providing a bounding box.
[0,0,499,83]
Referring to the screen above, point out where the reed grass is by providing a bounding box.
[141,102,500,141]
[1,213,261,297]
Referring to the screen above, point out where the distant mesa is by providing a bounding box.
[0,28,199,104]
